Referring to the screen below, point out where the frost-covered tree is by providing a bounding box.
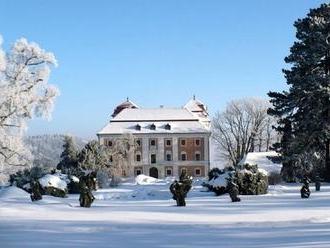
[268,3,330,181]
[212,98,278,167]
[109,133,136,186]
[78,140,110,171]
[77,134,136,187]
[0,36,59,182]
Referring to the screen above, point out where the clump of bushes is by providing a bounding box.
[203,164,269,196]
[9,166,81,197]
[9,166,49,193]
[235,164,268,195]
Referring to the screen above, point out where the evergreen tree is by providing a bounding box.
[268,4,330,181]
[57,136,78,173]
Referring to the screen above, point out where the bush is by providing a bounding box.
[235,164,268,195]
[9,166,49,192]
[42,186,67,198]
[67,176,80,194]
[203,164,269,196]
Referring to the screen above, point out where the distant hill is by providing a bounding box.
[24,134,88,168]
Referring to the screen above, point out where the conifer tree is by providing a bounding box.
[57,136,78,173]
[268,4,330,181]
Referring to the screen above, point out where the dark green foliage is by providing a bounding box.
[170,171,192,206]
[42,186,67,198]
[208,167,223,180]
[79,173,96,207]
[57,136,79,175]
[9,166,49,192]
[30,180,42,201]
[268,4,330,181]
[67,178,80,194]
[234,164,268,195]
[204,164,268,196]
[227,180,241,202]
[301,176,311,198]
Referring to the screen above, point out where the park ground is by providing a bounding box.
[1,178,330,248]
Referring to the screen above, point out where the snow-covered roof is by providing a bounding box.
[98,120,209,134]
[112,108,198,122]
[98,99,211,135]
[184,98,207,113]
[239,151,282,174]
[111,99,139,117]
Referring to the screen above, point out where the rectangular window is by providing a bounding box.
[166,139,172,147]
[166,153,172,161]
[106,140,113,147]
[136,154,141,162]
[195,153,201,161]
[181,153,186,161]
[151,154,156,164]
[136,139,141,147]
[181,139,186,146]
[136,169,142,176]
[166,169,172,176]
[195,139,200,146]
[150,139,156,146]
[195,169,201,176]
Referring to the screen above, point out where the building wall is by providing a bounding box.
[98,132,210,178]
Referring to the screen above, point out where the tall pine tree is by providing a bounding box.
[268,4,330,181]
[57,136,79,173]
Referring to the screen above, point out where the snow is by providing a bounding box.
[0,186,30,200]
[1,181,330,247]
[98,120,209,134]
[112,108,197,121]
[38,174,67,191]
[207,172,229,187]
[239,151,282,173]
[135,174,162,185]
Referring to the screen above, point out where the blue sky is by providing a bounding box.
[0,0,325,138]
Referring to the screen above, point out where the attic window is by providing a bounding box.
[135,124,141,131]
[165,124,171,130]
[150,124,156,130]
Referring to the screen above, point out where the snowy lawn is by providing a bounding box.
[1,181,330,248]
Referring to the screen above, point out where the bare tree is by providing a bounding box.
[212,98,277,166]
[108,133,136,186]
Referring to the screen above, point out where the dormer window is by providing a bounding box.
[150,124,156,130]
[135,124,141,131]
[165,123,171,130]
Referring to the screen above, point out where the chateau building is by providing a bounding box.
[97,97,211,178]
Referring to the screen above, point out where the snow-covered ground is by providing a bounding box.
[1,179,330,248]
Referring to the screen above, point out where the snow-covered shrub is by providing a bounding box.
[67,175,80,194]
[9,166,49,192]
[203,164,268,196]
[235,164,268,195]
[38,174,68,197]
[203,167,233,196]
